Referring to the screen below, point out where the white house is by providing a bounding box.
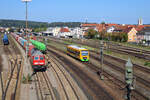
[52,27,61,36]
[106,26,115,33]
[58,27,71,38]
[71,27,84,38]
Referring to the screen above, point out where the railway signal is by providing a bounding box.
[99,40,104,80]
[125,58,134,100]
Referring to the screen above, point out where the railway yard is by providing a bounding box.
[0,34,150,100]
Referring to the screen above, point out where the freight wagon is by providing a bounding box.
[30,39,46,53]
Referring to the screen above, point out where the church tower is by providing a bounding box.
[138,18,143,25]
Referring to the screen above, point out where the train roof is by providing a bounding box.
[30,39,46,51]
[68,45,87,50]
[32,50,43,56]
[19,37,27,42]
[3,34,8,40]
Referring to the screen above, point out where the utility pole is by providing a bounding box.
[45,38,47,46]
[125,58,135,100]
[99,40,104,80]
[22,0,32,58]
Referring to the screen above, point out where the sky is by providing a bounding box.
[0,0,150,24]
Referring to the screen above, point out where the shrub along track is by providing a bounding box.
[47,46,123,100]
[1,34,23,100]
[46,39,149,100]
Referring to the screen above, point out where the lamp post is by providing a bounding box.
[22,0,32,58]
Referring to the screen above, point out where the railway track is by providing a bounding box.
[107,46,150,60]
[2,56,22,100]
[84,62,146,100]
[47,42,150,100]
[34,52,86,100]
[35,72,54,100]
[40,37,150,99]
[89,51,150,100]
[48,37,150,84]
[47,54,80,100]
[46,38,150,83]
[91,51,150,88]
[47,46,122,100]
[107,42,150,55]
[1,34,23,100]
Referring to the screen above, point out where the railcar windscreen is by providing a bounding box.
[40,57,44,60]
[34,57,39,60]
[81,51,88,56]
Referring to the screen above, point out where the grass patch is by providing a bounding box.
[64,40,73,45]
[63,40,96,51]
[111,41,150,51]
[48,41,66,51]
[105,50,112,55]
[79,45,95,51]
[22,75,26,84]
[22,74,32,84]
[144,62,150,67]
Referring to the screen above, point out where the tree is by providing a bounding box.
[101,21,105,25]
[8,28,14,32]
[16,28,21,32]
[87,29,98,39]
[110,32,128,42]
[122,33,128,42]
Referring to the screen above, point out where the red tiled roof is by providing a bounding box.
[81,24,150,32]
[135,26,144,31]
[113,26,135,34]
[60,28,70,32]
[123,27,134,33]
[81,24,98,27]
[105,24,119,27]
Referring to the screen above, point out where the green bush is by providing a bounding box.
[22,75,27,84]
[144,62,150,67]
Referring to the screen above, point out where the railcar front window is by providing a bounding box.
[34,57,39,60]
[40,57,44,60]
[81,51,88,56]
